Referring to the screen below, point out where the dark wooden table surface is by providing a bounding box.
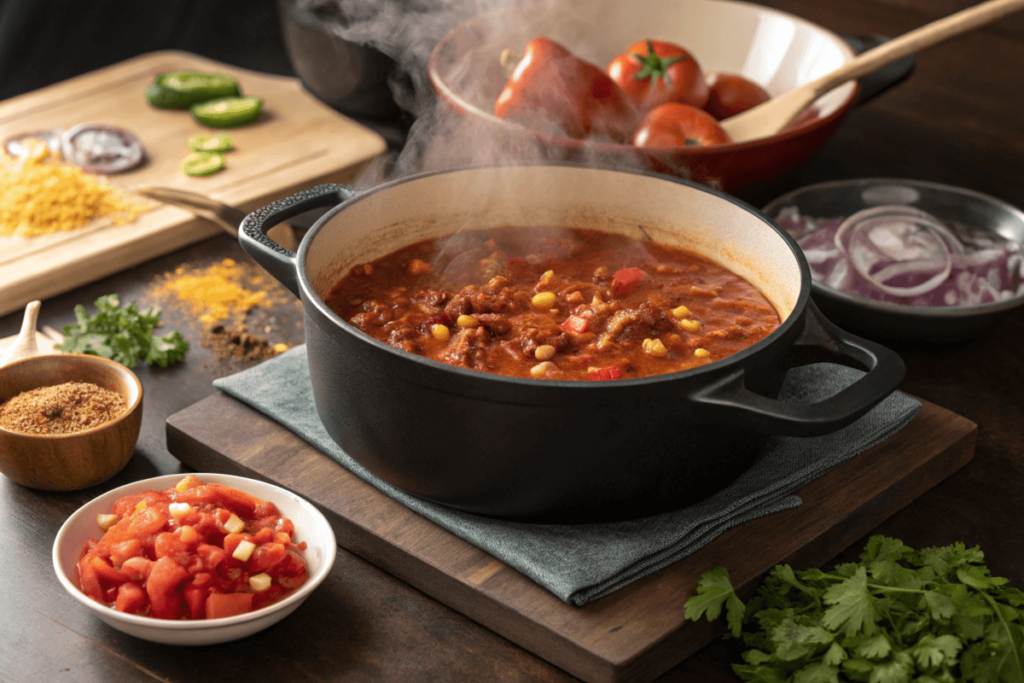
[2,1,1023,681]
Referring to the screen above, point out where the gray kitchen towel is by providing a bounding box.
[214,346,920,606]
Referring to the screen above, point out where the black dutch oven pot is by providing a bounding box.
[240,165,905,523]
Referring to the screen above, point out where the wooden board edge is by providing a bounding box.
[166,396,619,681]
[618,414,977,683]
[165,394,978,683]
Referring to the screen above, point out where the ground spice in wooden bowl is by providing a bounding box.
[0,381,127,435]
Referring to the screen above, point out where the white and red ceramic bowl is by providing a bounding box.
[428,0,859,194]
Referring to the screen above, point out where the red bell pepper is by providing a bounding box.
[611,267,647,296]
[588,366,623,381]
[561,315,589,334]
[494,37,638,142]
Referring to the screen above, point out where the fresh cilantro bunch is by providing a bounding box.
[686,536,1024,682]
[58,294,188,368]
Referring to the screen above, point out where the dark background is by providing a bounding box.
[0,0,294,100]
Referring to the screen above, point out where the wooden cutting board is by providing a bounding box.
[0,50,388,318]
[166,393,976,683]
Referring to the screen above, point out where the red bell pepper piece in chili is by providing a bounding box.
[494,37,638,142]
[561,314,589,334]
[588,366,622,381]
[611,267,647,296]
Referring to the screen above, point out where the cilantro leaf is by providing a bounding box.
[794,661,840,683]
[691,535,1024,683]
[910,633,963,669]
[822,567,880,636]
[684,566,746,637]
[58,294,188,368]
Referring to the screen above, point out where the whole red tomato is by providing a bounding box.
[704,72,770,120]
[608,39,709,112]
[632,103,731,148]
[494,37,637,142]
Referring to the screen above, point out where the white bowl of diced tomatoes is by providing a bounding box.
[52,473,337,645]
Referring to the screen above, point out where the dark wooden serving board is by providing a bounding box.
[166,393,976,683]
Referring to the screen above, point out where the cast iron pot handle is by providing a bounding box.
[692,302,905,437]
[239,184,359,297]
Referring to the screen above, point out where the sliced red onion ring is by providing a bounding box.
[776,204,1024,307]
[834,206,960,298]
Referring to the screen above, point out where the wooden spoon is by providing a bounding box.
[0,301,42,367]
[721,0,1024,143]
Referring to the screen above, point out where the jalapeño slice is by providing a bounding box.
[181,152,225,176]
[188,133,233,153]
[190,97,263,128]
[145,71,241,109]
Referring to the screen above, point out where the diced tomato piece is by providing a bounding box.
[588,366,622,381]
[114,582,148,614]
[77,559,103,602]
[254,527,274,545]
[269,549,309,588]
[127,506,168,538]
[90,556,130,586]
[176,484,260,519]
[146,556,191,620]
[249,543,287,573]
[561,315,589,334]
[206,592,254,619]
[121,556,154,582]
[253,501,281,520]
[183,584,208,620]
[275,517,294,536]
[274,531,293,545]
[154,531,190,559]
[611,267,647,296]
[191,571,214,590]
[197,543,229,575]
[79,538,99,560]
[179,525,200,547]
[109,539,144,568]
[223,533,256,559]
[175,475,204,493]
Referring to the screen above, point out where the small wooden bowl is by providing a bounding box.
[0,354,142,491]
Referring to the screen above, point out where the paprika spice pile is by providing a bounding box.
[148,258,295,364]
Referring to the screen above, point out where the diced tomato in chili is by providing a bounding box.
[588,366,623,381]
[561,315,589,334]
[74,476,309,621]
[611,267,647,296]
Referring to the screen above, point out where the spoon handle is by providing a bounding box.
[721,0,1024,141]
[813,0,1024,95]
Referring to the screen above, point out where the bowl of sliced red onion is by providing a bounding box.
[763,179,1024,341]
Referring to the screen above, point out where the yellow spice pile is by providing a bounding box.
[152,258,269,326]
[0,142,153,238]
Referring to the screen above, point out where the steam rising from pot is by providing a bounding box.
[285,0,656,185]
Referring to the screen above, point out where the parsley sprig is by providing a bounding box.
[685,536,1024,682]
[58,294,188,368]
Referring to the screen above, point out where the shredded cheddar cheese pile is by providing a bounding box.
[0,142,153,238]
